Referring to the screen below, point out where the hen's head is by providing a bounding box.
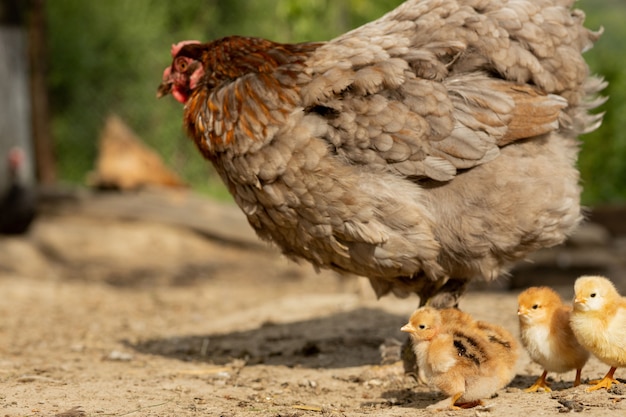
[157,40,205,104]
[8,147,24,170]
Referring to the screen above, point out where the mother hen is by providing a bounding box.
[158,0,604,308]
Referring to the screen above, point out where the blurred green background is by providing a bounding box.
[44,0,625,204]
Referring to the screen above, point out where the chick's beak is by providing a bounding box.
[400,324,414,333]
[574,296,586,305]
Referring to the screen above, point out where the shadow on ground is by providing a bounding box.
[127,307,406,368]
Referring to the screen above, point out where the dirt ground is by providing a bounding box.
[1,190,625,417]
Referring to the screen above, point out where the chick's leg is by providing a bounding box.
[587,367,619,392]
[574,368,583,387]
[449,392,465,410]
[426,392,465,411]
[525,370,551,392]
[427,392,482,410]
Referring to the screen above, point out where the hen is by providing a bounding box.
[158,0,604,307]
[0,147,37,235]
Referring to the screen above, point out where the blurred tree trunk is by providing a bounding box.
[28,0,56,184]
[0,0,34,187]
[0,0,55,188]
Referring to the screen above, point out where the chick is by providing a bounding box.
[401,306,518,410]
[570,275,626,392]
[517,287,589,392]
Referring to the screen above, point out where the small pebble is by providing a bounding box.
[103,350,133,361]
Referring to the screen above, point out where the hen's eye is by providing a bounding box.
[590,293,596,298]
[175,58,188,71]
[532,304,539,310]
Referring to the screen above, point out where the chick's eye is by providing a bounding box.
[590,293,596,298]
[418,324,426,330]
[532,304,539,310]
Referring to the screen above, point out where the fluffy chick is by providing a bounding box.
[401,306,518,410]
[517,287,589,392]
[570,275,626,392]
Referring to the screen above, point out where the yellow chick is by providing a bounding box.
[517,286,589,392]
[570,275,626,392]
[401,306,518,410]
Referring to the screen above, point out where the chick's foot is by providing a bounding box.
[587,367,619,392]
[525,371,552,393]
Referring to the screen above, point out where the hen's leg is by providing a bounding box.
[426,278,469,309]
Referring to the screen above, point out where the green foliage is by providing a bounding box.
[578,0,626,204]
[45,0,625,204]
[47,1,227,192]
[45,0,404,197]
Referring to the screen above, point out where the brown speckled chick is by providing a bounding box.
[571,276,626,392]
[517,286,589,392]
[401,306,518,410]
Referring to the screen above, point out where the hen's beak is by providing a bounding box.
[156,81,172,98]
[157,66,174,98]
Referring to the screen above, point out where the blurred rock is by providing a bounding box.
[587,204,626,237]
[566,222,611,247]
[31,215,219,285]
[0,187,293,287]
[509,205,626,292]
[0,235,53,278]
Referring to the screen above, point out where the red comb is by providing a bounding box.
[171,40,201,57]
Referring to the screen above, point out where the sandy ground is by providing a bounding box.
[1,193,625,417]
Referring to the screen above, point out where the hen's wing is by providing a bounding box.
[300,0,600,181]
